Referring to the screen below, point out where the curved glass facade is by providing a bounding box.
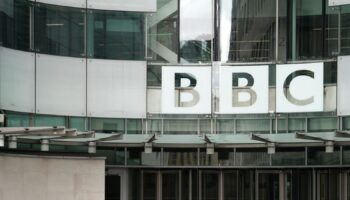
[1,0,350,61]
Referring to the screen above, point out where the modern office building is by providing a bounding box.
[1,0,350,199]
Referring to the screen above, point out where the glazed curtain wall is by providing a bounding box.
[2,0,350,62]
[0,0,145,59]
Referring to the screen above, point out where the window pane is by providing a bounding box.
[220,0,276,62]
[308,117,337,132]
[90,118,125,133]
[127,119,143,134]
[341,5,350,55]
[87,10,144,60]
[147,65,161,87]
[34,3,85,57]
[6,112,31,127]
[307,147,340,165]
[34,115,66,126]
[236,119,270,133]
[163,119,198,134]
[179,0,212,63]
[69,117,86,131]
[0,0,30,51]
[216,119,234,134]
[288,118,305,132]
[146,0,178,62]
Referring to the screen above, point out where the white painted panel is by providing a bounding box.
[87,0,156,12]
[34,0,86,8]
[329,0,350,6]
[338,56,350,115]
[87,59,147,118]
[0,47,35,112]
[36,54,86,116]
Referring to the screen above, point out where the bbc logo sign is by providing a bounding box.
[162,63,324,114]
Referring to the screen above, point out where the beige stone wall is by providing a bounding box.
[0,154,105,200]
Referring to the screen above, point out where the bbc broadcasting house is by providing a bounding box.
[3,0,350,199]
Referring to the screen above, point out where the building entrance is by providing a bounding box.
[130,169,349,200]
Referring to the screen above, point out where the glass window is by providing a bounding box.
[220,0,276,62]
[147,65,162,87]
[163,119,198,134]
[288,0,337,60]
[34,3,85,57]
[87,10,144,60]
[272,147,305,165]
[127,148,161,166]
[307,147,340,165]
[127,119,143,134]
[343,116,350,130]
[288,118,305,132]
[163,148,198,166]
[179,0,213,63]
[147,119,162,134]
[235,148,270,166]
[200,119,212,134]
[0,0,30,51]
[308,117,337,132]
[146,0,178,62]
[236,119,270,133]
[69,117,87,131]
[96,148,125,165]
[5,112,32,127]
[341,5,350,55]
[34,114,66,126]
[216,119,235,134]
[90,118,125,133]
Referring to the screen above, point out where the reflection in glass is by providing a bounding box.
[179,0,212,62]
[258,173,279,200]
[90,118,125,133]
[163,119,198,134]
[0,0,30,51]
[220,0,276,62]
[147,0,178,62]
[272,148,305,165]
[341,6,350,55]
[163,148,198,166]
[127,119,143,134]
[307,147,340,165]
[34,3,85,57]
[143,172,157,200]
[289,0,338,60]
[87,10,144,60]
[162,172,180,200]
[105,175,121,200]
[201,172,219,200]
[235,149,270,166]
[223,171,238,200]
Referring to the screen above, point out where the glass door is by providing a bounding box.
[141,170,181,200]
[256,170,291,200]
[161,171,181,200]
[200,170,219,200]
[142,171,158,200]
[316,169,341,200]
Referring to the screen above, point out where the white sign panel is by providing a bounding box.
[219,66,269,114]
[338,56,350,116]
[162,67,211,114]
[276,63,324,113]
[329,0,350,6]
